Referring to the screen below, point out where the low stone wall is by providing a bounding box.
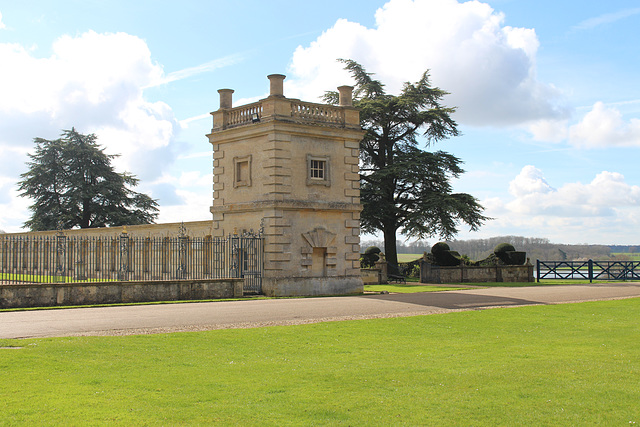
[360,269,381,285]
[420,261,534,284]
[0,278,243,309]
[360,260,388,285]
[262,276,363,297]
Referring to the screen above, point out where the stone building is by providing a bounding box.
[2,74,365,297]
[208,74,364,296]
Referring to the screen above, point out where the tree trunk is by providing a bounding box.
[81,198,91,228]
[383,226,398,266]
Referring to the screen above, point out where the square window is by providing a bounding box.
[307,155,331,186]
[310,159,325,179]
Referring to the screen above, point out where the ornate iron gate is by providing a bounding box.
[231,230,264,294]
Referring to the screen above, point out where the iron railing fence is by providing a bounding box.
[537,260,640,283]
[0,231,263,292]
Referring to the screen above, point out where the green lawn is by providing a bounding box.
[1,298,639,425]
[364,283,461,293]
[0,272,101,283]
[0,272,67,283]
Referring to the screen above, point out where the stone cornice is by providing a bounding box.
[210,199,362,214]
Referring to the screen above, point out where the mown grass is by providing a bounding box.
[1,298,639,425]
[364,283,461,293]
[0,272,100,283]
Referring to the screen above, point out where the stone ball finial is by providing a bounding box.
[268,74,286,97]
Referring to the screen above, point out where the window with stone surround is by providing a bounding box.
[307,154,330,186]
[234,155,252,188]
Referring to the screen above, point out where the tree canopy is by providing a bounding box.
[326,59,488,265]
[18,128,159,231]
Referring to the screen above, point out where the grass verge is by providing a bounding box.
[1,298,639,425]
[364,283,462,293]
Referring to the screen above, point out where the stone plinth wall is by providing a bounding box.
[360,260,388,285]
[262,276,362,297]
[361,269,380,285]
[0,278,243,309]
[420,261,534,284]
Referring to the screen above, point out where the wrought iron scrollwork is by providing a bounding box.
[55,229,67,281]
[176,222,188,278]
[118,229,129,280]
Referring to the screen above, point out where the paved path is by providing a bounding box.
[2,283,640,339]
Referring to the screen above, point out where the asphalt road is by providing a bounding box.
[2,283,640,339]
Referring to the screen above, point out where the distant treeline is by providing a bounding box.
[444,236,613,262]
[362,236,638,261]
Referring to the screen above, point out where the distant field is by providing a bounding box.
[610,252,640,261]
[397,254,423,263]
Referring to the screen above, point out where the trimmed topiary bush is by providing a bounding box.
[361,246,381,268]
[431,242,450,255]
[429,242,462,266]
[365,246,382,255]
[436,250,463,266]
[494,243,516,254]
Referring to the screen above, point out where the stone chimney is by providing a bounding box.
[267,74,286,97]
[218,89,234,109]
[338,85,354,107]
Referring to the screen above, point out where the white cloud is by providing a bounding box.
[573,7,640,31]
[156,188,213,224]
[0,30,186,231]
[508,165,554,198]
[0,187,31,232]
[528,118,569,143]
[286,0,568,126]
[0,31,177,168]
[569,102,640,148]
[505,166,640,217]
[467,166,640,243]
[526,101,640,147]
[147,53,244,88]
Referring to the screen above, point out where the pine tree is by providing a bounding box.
[326,60,488,265]
[18,128,159,230]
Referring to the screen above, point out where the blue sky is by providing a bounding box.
[1,0,639,245]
